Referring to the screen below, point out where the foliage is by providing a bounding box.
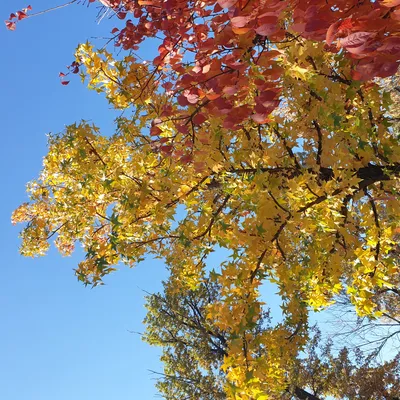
[143,279,229,400]
[290,328,400,400]
[144,278,400,399]
[9,0,400,398]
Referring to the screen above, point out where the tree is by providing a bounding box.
[290,328,400,400]
[143,279,229,400]
[9,0,400,397]
[323,287,400,359]
[143,277,400,399]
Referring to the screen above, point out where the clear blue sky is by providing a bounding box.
[0,2,171,399]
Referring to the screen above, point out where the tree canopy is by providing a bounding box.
[144,278,400,399]
[9,0,400,398]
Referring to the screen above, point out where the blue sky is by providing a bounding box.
[0,2,171,399]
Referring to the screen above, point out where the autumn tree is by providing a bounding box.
[322,286,400,360]
[144,277,400,399]
[143,278,229,400]
[9,0,400,398]
[289,328,400,400]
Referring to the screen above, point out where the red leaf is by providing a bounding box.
[251,113,270,124]
[376,62,399,78]
[255,22,278,37]
[251,103,274,124]
[180,154,193,164]
[59,72,66,77]
[392,9,400,20]
[150,126,162,136]
[176,124,189,134]
[185,92,199,104]
[259,99,280,109]
[160,145,173,154]
[178,95,189,107]
[27,5,32,10]
[380,0,400,7]
[17,11,27,20]
[305,19,330,33]
[61,81,70,86]
[111,27,119,34]
[162,81,173,91]
[337,18,353,33]
[5,21,16,31]
[339,32,373,49]
[205,91,221,100]
[217,0,237,8]
[326,20,341,45]
[117,12,127,20]
[352,58,398,80]
[256,15,279,36]
[223,86,237,95]
[192,113,207,125]
[354,60,397,80]
[259,90,279,103]
[377,37,400,56]
[66,62,80,74]
[232,26,251,35]
[231,16,249,29]
[9,13,16,20]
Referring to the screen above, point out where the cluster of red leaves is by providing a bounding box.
[109,0,400,79]
[58,61,81,86]
[5,5,31,31]
[7,0,400,160]
[104,1,288,134]
[293,0,400,80]
[93,0,400,130]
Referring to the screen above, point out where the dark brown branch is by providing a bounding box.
[309,90,323,102]
[84,137,106,166]
[250,220,288,282]
[46,221,68,240]
[270,125,301,169]
[378,287,400,297]
[250,247,269,282]
[268,190,291,215]
[275,238,286,260]
[297,188,343,214]
[192,194,231,240]
[230,164,400,186]
[364,189,381,261]
[312,120,323,166]
[293,386,322,400]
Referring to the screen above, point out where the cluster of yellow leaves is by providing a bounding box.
[12,38,400,398]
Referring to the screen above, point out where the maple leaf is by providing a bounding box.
[218,0,237,8]
[5,21,16,30]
